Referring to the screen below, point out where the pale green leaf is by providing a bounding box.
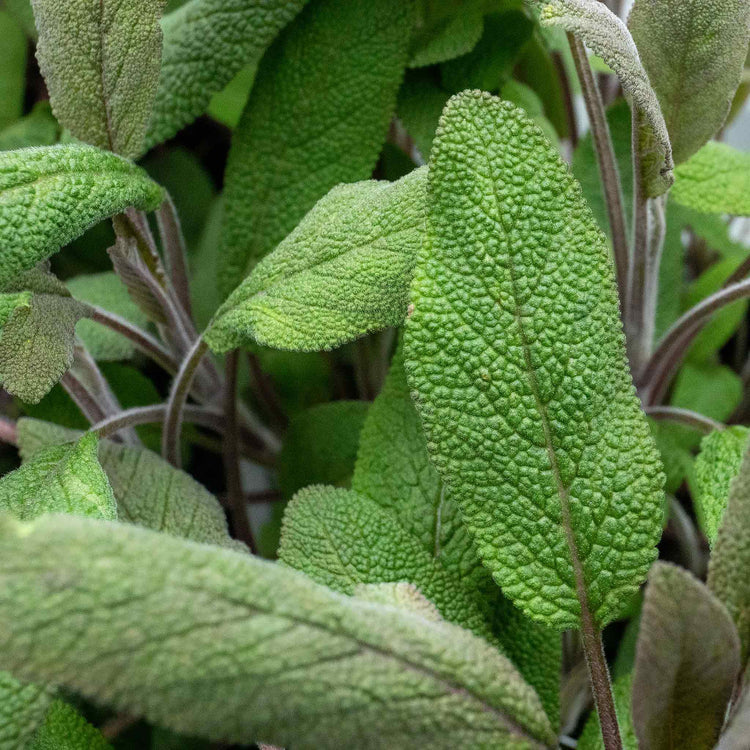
[0,432,116,521]
[206,63,257,130]
[628,0,750,165]
[17,418,240,549]
[146,0,307,148]
[0,513,557,748]
[538,0,673,196]
[0,10,27,130]
[218,0,415,297]
[404,91,664,629]
[31,0,166,158]
[671,142,750,216]
[0,145,163,288]
[207,168,426,353]
[0,672,55,750]
[30,701,111,750]
[353,581,443,621]
[0,102,60,151]
[2,0,36,38]
[694,426,749,545]
[67,272,151,361]
[577,673,637,750]
[277,401,369,499]
[409,2,484,68]
[352,346,561,723]
[708,442,750,665]
[632,562,740,750]
[671,363,742,436]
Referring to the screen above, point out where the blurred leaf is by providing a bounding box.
[0,9,27,130]
[397,68,448,159]
[0,102,60,151]
[206,63,257,129]
[3,0,36,37]
[409,0,484,68]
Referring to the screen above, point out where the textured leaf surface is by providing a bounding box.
[0,146,163,288]
[31,0,166,158]
[0,513,557,749]
[207,168,426,353]
[276,401,369,499]
[628,0,750,165]
[0,673,54,750]
[0,433,116,521]
[405,91,664,629]
[538,0,673,196]
[218,0,414,297]
[409,2,484,68]
[146,0,307,148]
[68,272,151,361]
[0,292,88,403]
[671,142,750,216]
[633,562,740,750]
[17,419,239,549]
[577,673,637,750]
[694,427,749,545]
[708,442,750,665]
[30,700,111,750]
[351,348,561,723]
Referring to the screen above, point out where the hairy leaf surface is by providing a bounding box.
[17,419,239,549]
[632,562,740,750]
[0,146,163,288]
[207,168,426,353]
[671,142,750,216]
[708,442,750,665]
[30,700,111,750]
[0,673,55,750]
[31,0,166,158]
[0,513,557,749]
[628,0,750,165]
[537,0,673,196]
[146,0,308,148]
[405,91,664,629]
[694,427,749,545]
[218,0,414,297]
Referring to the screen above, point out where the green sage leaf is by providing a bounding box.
[404,90,664,629]
[671,142,750,216]
[628,0,750,165]
[218,0,415,297]
[30,701,111,750]
[0,513,557,748]
[0,101,60,151]
[409,1,484,68]
[0,145,163,288]
[146,0,308,148]
[31,0,167,158]
[0,673,55,750]
[207,168,426,353]
[632,561,740,750]
[0,9,27,130]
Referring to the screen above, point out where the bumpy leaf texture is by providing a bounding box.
[31,0,166,158]
[146,0,308,149]
[632,562,740,750]
[17,419,240,549]
[405,91,664,629]
[408,0,484,68]
[694,426,749,545]
[628,0,750,166]
[537,0,673,196]
[217,0,415,298]
[0,673,54,750]
[350,347,561,723]
[709,442,750,666]
[29,701,111,750]
[207,168,426,353]
[671,142,750,216]
[0,146,163,289]
[0,514,557,749]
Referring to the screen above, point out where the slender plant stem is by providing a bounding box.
[156,195,193,319]
[245,489,283,504]
[88,307,178,374]
[162,337,209,467]
[567,33,629,306]
[723,252,750,288]
[91,404,223,439]
[668,497,705,577]
[0,416,18,446]
[552,50,578,149]
[223,350,257,552]
[247,352,288,429]
[645,406,724,434]
[61,370,108,425]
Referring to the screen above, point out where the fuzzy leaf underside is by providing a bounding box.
[708,442,750,666]
[405,91,664,629]
[0,673,55,750]
[217,0,415,298]
[632,562,740,750]
[538,0,673,196]
[0,432,116,521]
[16,419,239,549]
[0,146,163,289]
[146,0,308,149]
[351,348,561,723]
[628,0,750,166]
[671,142,750,216]
[0,513,557,749]
[29,701,111,750]
[31,0,166,158]
[693,426,749,545]
[207,168,426,353]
